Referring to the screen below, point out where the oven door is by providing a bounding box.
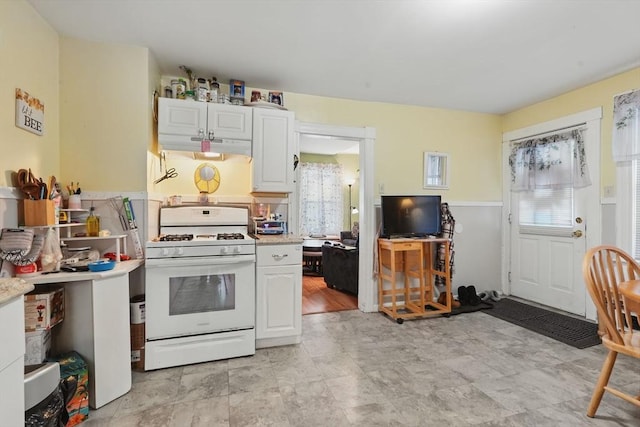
[145,255,255,340]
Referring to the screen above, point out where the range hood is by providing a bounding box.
[158,137,251,157]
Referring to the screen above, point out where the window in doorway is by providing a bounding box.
[299,162,344,236]
[510,129,589,235]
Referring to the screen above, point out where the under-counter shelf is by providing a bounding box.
[22,209,129,262]
[60,234,128,262]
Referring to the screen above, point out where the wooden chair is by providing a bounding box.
[582,245,640,418]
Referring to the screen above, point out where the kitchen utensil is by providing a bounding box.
[47,176,57,199]
[18,168,42,200]
[154,168,178,184]
[38,178,47,200]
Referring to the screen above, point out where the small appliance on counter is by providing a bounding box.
[252,218,287,235]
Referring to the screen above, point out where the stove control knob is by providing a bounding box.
[221,246,229,255]
[174,247,184,256]
[161,248,170,257]
[233,246,242,254]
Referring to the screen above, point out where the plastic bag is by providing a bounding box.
[40,228,63,272]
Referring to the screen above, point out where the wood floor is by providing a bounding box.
[302,275,358,315]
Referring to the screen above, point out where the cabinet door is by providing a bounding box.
[252,109,295,193]
[0,298,25,426]
[158,98,207,151]
[256,264,302,340]
[158,98,207,138]
[207,104,253,140]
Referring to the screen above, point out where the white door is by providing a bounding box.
[503,108,602,320]
[509,185,587,315]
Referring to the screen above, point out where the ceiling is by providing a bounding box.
[298,135,360,155]
[27,0,640,118]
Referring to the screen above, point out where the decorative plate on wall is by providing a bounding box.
[194,163,221,194]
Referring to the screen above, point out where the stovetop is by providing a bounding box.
[146,205,256,259]
[156,233,247,242]
[158,234,194,242]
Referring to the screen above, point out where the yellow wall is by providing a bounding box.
[0,1,59,186]
[59,37,150,192]
[151,152,252,197]
[288,94,503,201]
[148,51,161,193]
[502,67,640,192]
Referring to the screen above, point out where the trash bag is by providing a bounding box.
[24,382,69,427]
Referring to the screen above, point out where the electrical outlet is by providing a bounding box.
[379,183,384,194]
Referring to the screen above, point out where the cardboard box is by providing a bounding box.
[24,285,64,331]
[130,323,145,371]
[23,199,56,226]
[24,329,51,365]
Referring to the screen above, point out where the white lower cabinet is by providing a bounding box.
[0,297,25,426]
[256,243,302,348]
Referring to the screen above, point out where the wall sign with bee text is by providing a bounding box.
[15,88,44,136]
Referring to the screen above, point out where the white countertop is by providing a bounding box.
[20,259,144,285]
[254,234,304,245]
[0,277,35,306]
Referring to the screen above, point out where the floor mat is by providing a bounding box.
[441,301,494,317]
[484,298,601,349]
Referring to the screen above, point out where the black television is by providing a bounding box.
[380,195,442,238]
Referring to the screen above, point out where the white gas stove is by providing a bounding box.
[144,205,257,370]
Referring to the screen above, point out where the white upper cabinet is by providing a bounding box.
[158,98,252,155]
[252,108,295,193]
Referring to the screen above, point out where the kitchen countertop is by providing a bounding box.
[254,234,304,245]
[0,277,35,306]
[20,259,144,285]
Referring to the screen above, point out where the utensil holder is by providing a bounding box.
[68,194,81,210]
[23,199,55,226]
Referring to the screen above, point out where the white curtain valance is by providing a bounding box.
[612,88,640,162]
[509,129,591,192]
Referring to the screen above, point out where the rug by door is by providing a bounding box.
[484,298,601,349]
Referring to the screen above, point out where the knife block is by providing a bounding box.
[23,199,55,226]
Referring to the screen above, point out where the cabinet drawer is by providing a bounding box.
[257,244,302,267]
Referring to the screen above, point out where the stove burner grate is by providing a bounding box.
[217,233,245,240]
[159,234,194,242]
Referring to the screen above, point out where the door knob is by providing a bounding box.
[575,217,583,224]
[572,230,583,238]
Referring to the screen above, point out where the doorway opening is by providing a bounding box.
[294,122,376,314]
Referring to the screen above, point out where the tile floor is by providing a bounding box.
[84,309,640,426]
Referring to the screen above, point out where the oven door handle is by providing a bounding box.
[145,254,255,268]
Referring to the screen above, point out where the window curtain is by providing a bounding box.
[509,129,591,192]
[298,162,344,236]
[612,88,640,162]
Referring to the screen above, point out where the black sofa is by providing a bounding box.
[321,242,358,295]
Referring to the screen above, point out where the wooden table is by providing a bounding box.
[619,279,640,321]
[302,239,328,275]
[377,238,452,323]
